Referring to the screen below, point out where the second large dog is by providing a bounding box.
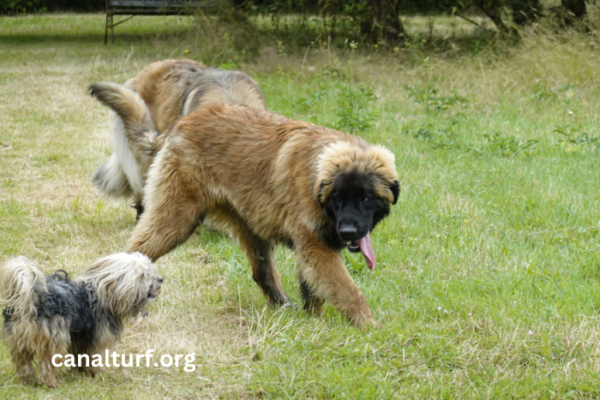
[125,103,399,328]
[91,59,266,218]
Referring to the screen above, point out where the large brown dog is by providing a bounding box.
[125,103,399,328]
[92,59,266,217]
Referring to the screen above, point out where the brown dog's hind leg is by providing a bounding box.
[133,202,144,220]
[295,232,375,329]
[299,278,325,316]
[233,223,290,306]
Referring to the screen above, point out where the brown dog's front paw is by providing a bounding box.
[40,376,59,388]
[349,308,378,330]
[362,316,378,330]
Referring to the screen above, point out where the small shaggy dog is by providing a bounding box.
[0,252,162,387]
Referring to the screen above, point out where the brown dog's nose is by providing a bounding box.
[339,225,358,241]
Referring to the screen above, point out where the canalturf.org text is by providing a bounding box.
[52,349,196,372]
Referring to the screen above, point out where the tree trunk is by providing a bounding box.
[511,0,542,26]
[562,0,586,24]
[360,0,407,45]
[474,0,518,37]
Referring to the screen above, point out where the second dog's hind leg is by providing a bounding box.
[133,201,144,220]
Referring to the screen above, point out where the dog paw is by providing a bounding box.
[350,312,378,330]
[18,374,36,386]
[41,377,59,388]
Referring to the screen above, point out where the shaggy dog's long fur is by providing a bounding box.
[0,253,161,387]
[122,103,399,328]
[91,59,266,217]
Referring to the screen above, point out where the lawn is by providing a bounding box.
[2,13,600,399]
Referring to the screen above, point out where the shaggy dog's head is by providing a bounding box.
[316,141,399,270]
[75,252,162,317]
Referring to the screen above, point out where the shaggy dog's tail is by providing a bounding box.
[89,82,158,201]
[0,256,47,320]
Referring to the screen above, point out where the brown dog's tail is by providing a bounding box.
[0,257,47,320]
[89,82,159,198]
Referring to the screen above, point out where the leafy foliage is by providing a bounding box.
[405,84,468,113]
[335,84,378,133]
[410,123,459,149]
[0,0,46,14]
[0,0,100,14]
[293,64,378,134]
[482,131,538,156]
[554,124,600,152]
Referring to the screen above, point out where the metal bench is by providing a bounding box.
[104,0,208,44]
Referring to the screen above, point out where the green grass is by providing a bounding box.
[2,13,600,399]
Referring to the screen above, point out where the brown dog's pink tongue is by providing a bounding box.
[358,232,376,270]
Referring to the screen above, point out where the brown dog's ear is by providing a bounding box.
[389,180,400,205]
[317,180,333,206]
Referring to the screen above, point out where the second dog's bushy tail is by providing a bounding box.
[89,82,159,196]
[0,257,47,320]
